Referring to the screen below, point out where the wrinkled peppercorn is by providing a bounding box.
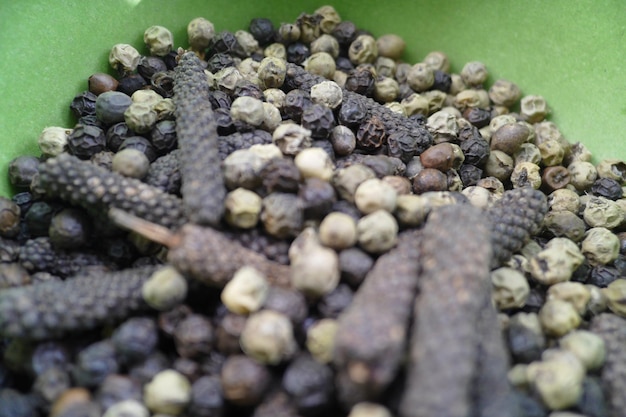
[67,124,107,159]
[344,66,376,96]
[301,104,336,139]
[70,91,98,118]
[591,177,623,200]
[299,178,337,219]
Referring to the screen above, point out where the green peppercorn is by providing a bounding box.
[306,318,338,364]
[357,209,398,254]
[240,310,297,364]
[143,369,191,415]
[454,89,482,111]
[603,279,626,317]
[547,281,591,315]
[109,43,141,74]
[529,238,585,285]
[141,266,188,311]
[348,34,378,65]
[542,211,586,242]
[520,95,549,123]
[559,330,606,371]
[568,161,598,191]
[373,76,399,103]
[214,66,244,94]
[526,351,585,409]
[262,102,281,132]
[423,50,450,73]
[488,79,521,107]
[510,162,542,189]
[220,266,269,315]
[401,93,430,116]
[304,52,336,79]
[422,90,447,113]
[583,196,624,229]
[407,62,434,92]
[582,227,620,266]
[491,267,530,310]
[187,17,215,51]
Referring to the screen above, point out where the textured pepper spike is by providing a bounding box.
[285,62,432,153]
[144,149,182,195]
[590,313,626,417]
[400,204,513,417]
[174,51,226,226]
[0,265,159,340]
[487,187,548,268]
[18,237,113,278]
[36,153,185,230]
[218,130,273,160]
[334,230,421,407]
[109,208,290,288]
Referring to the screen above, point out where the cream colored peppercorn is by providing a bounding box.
[154,98,175,121]
[144,25,173,56]
[143,370,191,415]
[223,145,282,190]
[290,237,340,298]
[257,56,287,89]
[538,140,565,166]
[357,210,398,254]
[310,34,340,58]
[491,267,530,310]
[539,298,581,337]
[514,143,542,165]
[132,88,163,106]
[488,79,521,107]
[426,110,458,142]
[124,103,157,134]
[407,62,434,92]
[460,61,488,87]
[385,102,406,116]
[230,96,265,127]
[112,148,150,179]
[109,43,140,73]
[38,127,70,157]
[264,42,287,60]
[548,189,580,213]
[311,80,343,109]
[319,212,357,250]
[596,158,626,182]
[373,77,399,103]
[547,282,590,315]
[462,186,494,209]
[102,400,149,417]
[221,266,269,315]
[489,114,516,132]
[567,161,597,191]
[306,318,339,364]
[376,34,406,60]
[224,187,262,229]
[603,279,626,317]
[583,196,624,229]
[333,164,377,202]
[187,17,215,51]
[348,34,378,65]
[423,90,447,113]
[585,284,608,316]
[354,178,398,215]
[510,162,542,189]
[240,310,296,364]
[238,58,262,86]
[423,51,450,73]
[273,123,312,155]
[568,142,593,163]
[142,266,188,311]
[264,88,286,109]
[454,89,482,111]
[305,52,336,79]
[528,238,584,285]
[581,227,620,266]
[507,364,529,388]
[348,402,392,417]
[234,29,259,56]
[401,93,430,116]
[294,147,334,181]
[484,150,514,182]
[260,102,281,133]
[394,194,429,227]
[521,95,549,123]
[559,330,605,371]
[448,73,466,95]
[214,66,244,94]
[315,5,341,33]
[526,351,585,410]
[374,56,396,78]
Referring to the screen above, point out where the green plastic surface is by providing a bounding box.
[1,0,624,197]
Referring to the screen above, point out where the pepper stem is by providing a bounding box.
[108,208,181,248]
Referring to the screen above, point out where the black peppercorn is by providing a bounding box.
[283,89,313,122]
[459,163,483,186]
[282,353,335,416]
[299,178,337,219]
[116,73,147,96]
[249,18,275,46]
[459,135,490,166]
[387,130,423,163]
[332,20,357,49]
[506,317,544,363]
[261,157,302,193]
[335,56,354,72]
[151,71,175,98]
[150,120,177,154]
[431,70,452,93]
[356,115,386,151]
[287,42,311,65]
[67,124,107,159]
[233,80,265,101]
[33,367,71,408]
[588,265,620,287]
[127,352,170,385]
[338,94,368,128]
[12,192,33,214]
[70,91,98,118]
[463,107,492,128]
[317,283,354,318]
[111,317,159,366]
[106,122,135,152]
[591,177,623,200]
[188,375,224,417]
[31,341,70,376]
[174,314,215,359]
[301,104,336,139]
[8,156,40,189]
[208,31,247,58]
[263,286,308,324]
[338,247,373,287]
[209,90,233,110]
[344,66,376,96]
[48,208,92,250]
[72,340,119,388]
[220,354,271,407]
[95,374,143,411]
[214,108,236,136]
[119,135,158,162]
[577,376,609,417]
[0,389,37,417]
[24,201,57,238]
[137,55,168,81]
[215,312,246,355]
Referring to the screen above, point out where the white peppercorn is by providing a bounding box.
[426,110,458,142]
[548,188,580,213]
[528,238,585,285]
[484,150,514,182]
[374,56,396,78]
[581,227,620,266]
[318,212,357,250]
[264,88,286,110]
[603,279,626,317]
[407,62,434,92]
[124,103,157,134]
[422,90,447,113]
[240,310,297,364]
[235,29,260,56]
[348,402,393,417]
[547,282,590,315]
[257,56,287,89]
[488,79,521,107]
[460,61,488,87]
[144,26,173,57]
[583,196,624,229]
[462,186,494,209]
[264,42,287,60]
[373,77,399,103]
[448,73,466,95]
[187,17,215,51]
[334,70,348,88]
[143,370,191,415]
[526,352,585,410]
[294,147,334,182]
[220,266,269,315]
[102,400,149,417]
[111,148,150,179]
[559,330,606,371]
[38,127,70,157]
[109,43,140,73]
[596,158,626,182]
[567,161,597,191]
[214,66,244,94]
[357,209,398,254]
[305,52,336,79]
[142,266,188,311]
[520,95,549,123]
[272,123,312,155]
[237,58,261,85]
[423,51,450,73]
[131,90,162,108]
[306,318,338,364]
[394,194,428,227]
[224,187,262,229]
[290,229,340,297]
[230,96,265,128]
[310,80,343,109]
[514,143,542,165]
[538,298,581,337]
[315,5,341,33]
[539,140,565,166]
[348,34,378,65]
[353,178,398,215]
[261,102,282,133]
[333,164,377,202]
[489,114,516,132]
[491,267,530,310]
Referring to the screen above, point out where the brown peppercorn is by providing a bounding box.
[420,142,464,171]
[0,197,21,238]
[88,73,119,95]
[542,166,571,192]
[490,123,531,155]
[356,115,386,151]
[216,313,247,355]
[221,355,271,407]
[412,168,448,194]
[173,314,215,359]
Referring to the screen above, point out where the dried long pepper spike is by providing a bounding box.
[334,229,421,407]
[487,187,548,268]
[399,204,512,417]
[590,313,626,417]
[19,237,114,277]
[109,208,290,288]
[0,265,159,340]
[37,153,185,230]
[174,51,226,226]
[144,149,182,195]
[284,63,432,153]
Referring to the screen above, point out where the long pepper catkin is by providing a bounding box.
[487,187,548,268]
[334,230,421,407]
[0,265,159,340]
[109,208,290,288]
[400,204,512,417]
[590,313,626,417]
[37,153,185,230]
[174,51,226,226]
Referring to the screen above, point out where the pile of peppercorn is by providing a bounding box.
[2,5,626,417]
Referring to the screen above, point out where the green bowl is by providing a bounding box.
[1,0,624,197]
